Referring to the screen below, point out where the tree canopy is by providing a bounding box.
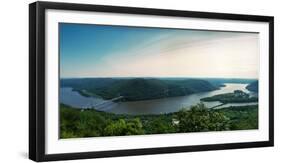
[176,103,230,132]
[60,103,257,139]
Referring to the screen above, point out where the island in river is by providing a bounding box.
[59,78,259,138]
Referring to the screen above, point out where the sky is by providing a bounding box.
[59,23,259,79]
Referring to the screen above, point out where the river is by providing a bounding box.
[60,83,258,115]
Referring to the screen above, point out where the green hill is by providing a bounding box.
[61,78,218,101]
[201,90,258,103]
[246,81,258,92]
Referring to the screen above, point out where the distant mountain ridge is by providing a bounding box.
[61,78,218,101]
[203,78,257,87]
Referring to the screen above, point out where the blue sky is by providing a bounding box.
[60,23,259,78]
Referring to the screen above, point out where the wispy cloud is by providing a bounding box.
[60,24,259,79]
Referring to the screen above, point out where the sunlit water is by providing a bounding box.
[60,83,258,115]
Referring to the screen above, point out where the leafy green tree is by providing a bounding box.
[176,103,229,132]
[208,112,230,131]
[104,118,144,136]
[60,105,81,137]
[60,130,77,138]
[77,111,106,137]
[145,117,176,134]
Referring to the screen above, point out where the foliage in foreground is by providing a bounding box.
[177,103,230,132]
[60,103,258,139]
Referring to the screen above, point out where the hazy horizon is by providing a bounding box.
[60,23,259,79]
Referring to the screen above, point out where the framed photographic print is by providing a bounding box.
[29,1,274,162]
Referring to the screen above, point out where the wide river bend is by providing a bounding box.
[60,83,258,115]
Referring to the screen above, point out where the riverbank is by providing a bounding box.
[60,83,257,115]
[60,103,258,139]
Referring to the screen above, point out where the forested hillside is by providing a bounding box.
[60,103,258,138]
[246,81,258,92]
[61,78,218,101]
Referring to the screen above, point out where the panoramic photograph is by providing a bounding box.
[59,23,259,139]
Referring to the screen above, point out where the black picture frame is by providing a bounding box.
[29,1,274,162]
